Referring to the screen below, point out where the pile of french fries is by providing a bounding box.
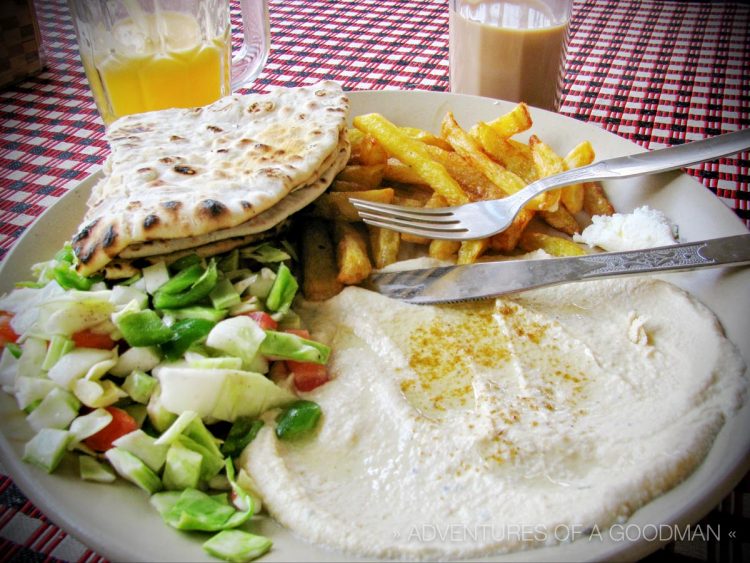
[299,103,615,301]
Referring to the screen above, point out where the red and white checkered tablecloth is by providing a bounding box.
[0,0,748,562]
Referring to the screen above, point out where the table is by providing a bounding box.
[0,0,747,561]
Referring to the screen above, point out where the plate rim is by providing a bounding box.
[0,88,748,563]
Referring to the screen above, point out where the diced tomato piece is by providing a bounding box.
[246,311,278,331]
[84,406,139,452]
[0,312,19,348]
[72,330,116,350]
[284,328,310,339]
[287,360,329,392]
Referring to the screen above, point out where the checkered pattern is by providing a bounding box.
[0,0,748,562]
[562,0,750,220]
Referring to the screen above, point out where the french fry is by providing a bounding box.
[539,207,581,236]
[368,225,401,269]
[393,194,431,208]
[519,230,586,257]
[353,113,470,206]
[330,180,377,192]
[489,208,535,253]
[384,159,429,186]
[307,110,611,296]
[441,112,526,199]
[471,122,537,184]
[336,164,385,188]
[401,233,431,245]
[333,221,372,285]
[401,192,447,245]
[348,130,389,166]
[357,135,389,165]
[486,102,533,138]
[301,220,344,301]
[560,141,595,214]
[508,139,534,159]
[560,182,584,215]
[429,239,460,260]
[582,182,615,216]
[400,126,454,151]
[392,205,431,244]
[457,238,489,264]
[423,144,503,200]
[528,134,563,211]
[310,188,395,221]
[347,127,365,148]
[563,140,595,167]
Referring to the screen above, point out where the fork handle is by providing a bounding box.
[511,128,750,206]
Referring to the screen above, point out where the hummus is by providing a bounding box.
[242,278,746,560]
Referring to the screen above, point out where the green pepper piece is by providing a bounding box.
[275,400,321,441]
[5,342,22,359]
[154,260,219,309]
[265,263,298,313]
[160,318,216,360]
[221,418,264,458]
[259,330,330,364]
[54,244,75,264]
[52,261,97,291]
[169,254,202,273]
[118,310,174,347]
[157,263,204,295]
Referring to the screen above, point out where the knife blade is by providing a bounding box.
[366,234,750,304]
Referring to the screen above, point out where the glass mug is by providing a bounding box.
[68,0,270,125]
[449,0,572,112]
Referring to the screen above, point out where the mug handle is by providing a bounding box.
[232,0,270,89]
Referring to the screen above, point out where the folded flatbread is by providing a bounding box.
[72,81,350,276]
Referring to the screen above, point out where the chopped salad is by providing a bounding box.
[0,241,330,562]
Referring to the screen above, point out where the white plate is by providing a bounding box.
[0,90,748,562]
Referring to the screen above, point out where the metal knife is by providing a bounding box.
[366,234,750,304]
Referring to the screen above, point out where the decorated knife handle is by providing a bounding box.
[578,234,750,277]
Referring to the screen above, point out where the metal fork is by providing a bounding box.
[350,129,750,240]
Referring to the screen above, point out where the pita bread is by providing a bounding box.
[72,81,349,276]
[100,141,350,279]
[118,133,349,260]
[103,225,286,280]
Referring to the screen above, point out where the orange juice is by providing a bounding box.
[82,11,231,125]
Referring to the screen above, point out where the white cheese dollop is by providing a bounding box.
[573,206,677,251]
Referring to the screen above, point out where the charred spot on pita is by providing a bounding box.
[143,214,160,229]
[260,167,283,178]
[71,218,99,243]
[76,244,96,265]
[161,200,182,211]
[174,165,197,175]
[248,101,275,113]
[102,225,118,248]
[199,199,227,217]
